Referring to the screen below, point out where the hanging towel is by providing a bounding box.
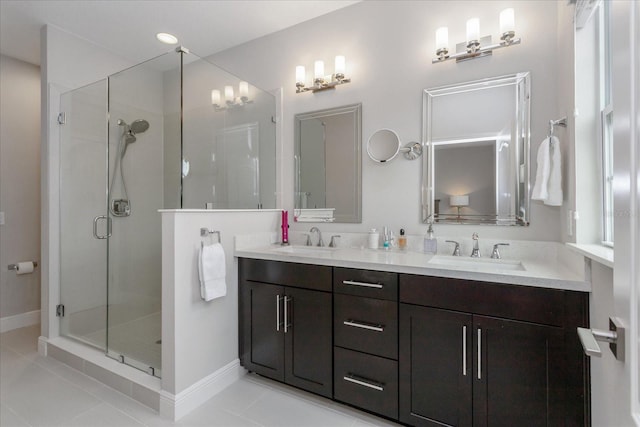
[531,137,551,201]
[198,242,226,301]
[545,136,563,206]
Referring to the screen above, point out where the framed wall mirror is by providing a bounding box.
[422,72,531,225]
[294,103,362,223]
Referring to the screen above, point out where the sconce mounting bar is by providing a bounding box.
[433,36,521,64]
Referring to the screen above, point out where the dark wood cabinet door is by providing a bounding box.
[473,315,565,427]
[240,281,285,381]
[284,287,333,398]
[399,304,473,427]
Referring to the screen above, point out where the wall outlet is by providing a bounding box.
[0,211,4,225]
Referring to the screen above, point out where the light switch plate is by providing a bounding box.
[0,211,4,225]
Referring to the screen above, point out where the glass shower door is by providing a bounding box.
[59,80,109,350]
[105,51,180,377]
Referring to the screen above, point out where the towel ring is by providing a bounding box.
[548,117,567,137]
[201,228,221,248]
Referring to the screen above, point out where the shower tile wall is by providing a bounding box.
[108,61,166,325]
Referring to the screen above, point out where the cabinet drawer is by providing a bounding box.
[334,294,398,359]
[334,267,397,301]
[239,258,331,292]
[334,347,398,420]
[400,274,565,327]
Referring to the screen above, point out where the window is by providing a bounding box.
[599,0,614,246]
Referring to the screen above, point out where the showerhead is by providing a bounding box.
[117,118,149,157]
[130,119,149,134]
[124,133,137,144]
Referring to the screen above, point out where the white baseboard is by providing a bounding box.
[0,310,40,333]
[159,359,243,421]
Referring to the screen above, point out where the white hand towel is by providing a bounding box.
[545,136,563,206]
[531,137,551,201]
[198,243,226,301]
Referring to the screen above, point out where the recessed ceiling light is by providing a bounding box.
[156,33,178,45]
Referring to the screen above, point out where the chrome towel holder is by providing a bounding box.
[200,228,221,248]
[548,117,567,137]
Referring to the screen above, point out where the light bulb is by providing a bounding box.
[239,81,249,98]
[314,60,325,81]
[500,8,515,35]
[466,18,480,42]
[334,56,346,76]
[224,86,234,103]
[211,89,221,106]
[435,27,449,50]
[295,66,306,84]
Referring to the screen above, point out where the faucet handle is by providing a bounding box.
[491,243,510,259]
[329,235,341,248]
[303,233,312,246]
[445,240,461,256]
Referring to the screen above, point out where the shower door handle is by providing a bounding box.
[93,215,112,239]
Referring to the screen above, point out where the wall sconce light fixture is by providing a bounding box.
[211,81,252,111]
[433,8,520,63]
[296,56,351,93]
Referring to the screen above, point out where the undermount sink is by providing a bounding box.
[427,255,526,272]
[272,245,339,255]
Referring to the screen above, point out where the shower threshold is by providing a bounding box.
[41,335,161,411]
[107,350,162,378]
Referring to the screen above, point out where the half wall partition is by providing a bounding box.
[58,48,276,377]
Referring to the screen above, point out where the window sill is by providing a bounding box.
[566,243,614,268]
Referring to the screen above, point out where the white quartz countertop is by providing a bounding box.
[234,244,590,292]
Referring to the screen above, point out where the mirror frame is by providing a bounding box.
[422,72,531,225]
[294,103,362,223]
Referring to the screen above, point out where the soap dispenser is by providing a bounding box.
[423,223,437,254]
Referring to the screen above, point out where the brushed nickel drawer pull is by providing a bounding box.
[343,320,384,332]
[342,280,383,289]
[343,374,384,391]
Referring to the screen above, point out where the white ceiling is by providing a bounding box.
[0,0,359,66]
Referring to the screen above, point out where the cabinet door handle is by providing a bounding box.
[343,320,384,332]
[477,328,482,380]
[276,294,281,332]
[342,280,383,289]
[462,325,467,376]
[343,374,384,391]
[284,296,291,333]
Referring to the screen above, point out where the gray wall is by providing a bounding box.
[0,54,41,325]
[209,0,563,241]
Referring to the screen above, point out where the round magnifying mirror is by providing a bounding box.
[367,129,401,163]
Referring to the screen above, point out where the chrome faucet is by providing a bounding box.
[309,227,324,247]
[445,240,461,256]
[471,233,481,257]
[491,243,510,259]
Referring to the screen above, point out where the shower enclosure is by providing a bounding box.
[58,48,276,377]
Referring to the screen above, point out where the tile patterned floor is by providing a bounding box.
[0,325,400,427]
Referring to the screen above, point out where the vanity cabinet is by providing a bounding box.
[238,259,589,426]
[239,258,333,398]
[399,274,590,427]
